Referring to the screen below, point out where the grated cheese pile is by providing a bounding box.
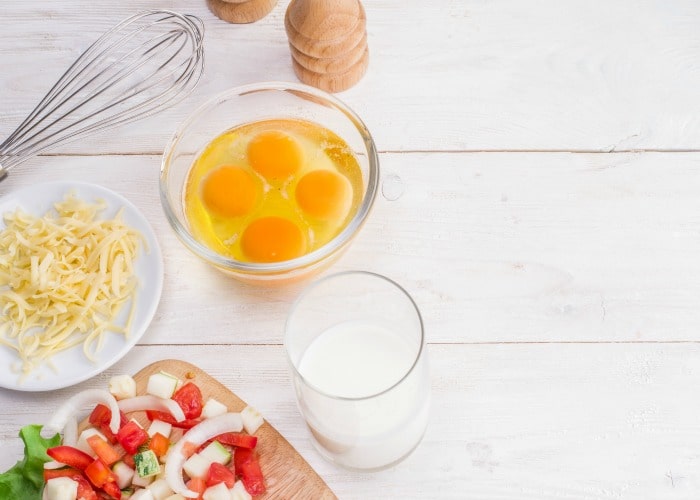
[0,193,143,375]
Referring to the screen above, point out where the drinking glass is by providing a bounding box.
[284,271,431,470]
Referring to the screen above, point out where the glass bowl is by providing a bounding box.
[160,82,379,285]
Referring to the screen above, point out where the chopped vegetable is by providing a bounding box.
[147,372,180,400]
[113,461,135,489]
[147,420,173,439]
[119,396,186,423]
[145,411,200,430]
[84,458,118,488]
[230,480,252,500]
[147,478,174,499]
[183,454,210,480]
[234,448,265,496]
[205,463,235,489]
[134,450,161,478]
[201,399,227,420]
[117,421,149,455]
[198,442,231,466]
[88,403,127,444]
[149,432,171,459]
[44,476,79,500]
[202,481,230,500]
[212,433,257,450]
[87,434,122,465]
[110,375,137,400]
[172,383,203,420]
[47,446,94,471]
[47,390,121,438]
[240,407,263,435]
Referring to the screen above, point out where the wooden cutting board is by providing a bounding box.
[124,359,337,499]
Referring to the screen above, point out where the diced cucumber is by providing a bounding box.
[147,478,174,500]
[76,428,108,457]
[182,453,210,479]
[45,477,79,500]
[230,480,252,500]
[199,441,231,465]
[203,482,230,500]
[201,398,228,419]
[146,372,179,399]
[241,405,264,434]
[112,461,135,489]
[134,450,161,478]
[147,419,172,439]
[109,374,137,400]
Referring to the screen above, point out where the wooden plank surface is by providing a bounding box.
[0,152,697,344]
[2,1,700,152]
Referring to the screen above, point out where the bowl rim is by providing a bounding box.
[159,81,380,274]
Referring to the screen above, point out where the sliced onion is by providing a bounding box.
[62,417,78,448]
[118,395,186,422]
[165,412,243,498]
[44,389,119,437]
[43,460,66,470]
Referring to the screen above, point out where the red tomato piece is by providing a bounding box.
[86,434,122,466]
[47,446,93,471]
[116,421,148,455]
[172,383,203,419]
[206,462,236,489]
[234,448,266,495]
[84,458,117,488]
[102,480,122,499]
[213,432,258,449]
[148,432,170,458]
[74,475,99,500]
[43,467,82,481]
[88,404,127,444]
[146,410,201,429]
[123,453,135,469]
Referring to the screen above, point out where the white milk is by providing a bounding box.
[297,321,430,470]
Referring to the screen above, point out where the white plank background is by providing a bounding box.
[1,1,700,499]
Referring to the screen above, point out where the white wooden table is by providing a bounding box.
[2,1,700,498]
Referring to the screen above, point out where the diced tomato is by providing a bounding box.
[145,410,201,429]
[148,432,170,458]
[123,453,135,468]
[89,404,127,444]
[213,432,258,449]
[84,458,117,488]
[86,434,122,466]
[186,477,207,500]
[43,467,82,481]
[116,421,148,455]
[206,462,236,489]
[182,441,199,458]
[172,383,204,419]
[234,448,265,495]
[74,475,99,500]
[102,480,122,499]
[47,446,93,470]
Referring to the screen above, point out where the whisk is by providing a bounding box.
[0,10,205,181]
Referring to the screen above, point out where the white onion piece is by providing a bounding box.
[44,389,120,437]
[62,417,78,448]
[165,412,243,498]
[118,395,186,422]
[43,460,66,470]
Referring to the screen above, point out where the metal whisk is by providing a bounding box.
[0,10,205,181]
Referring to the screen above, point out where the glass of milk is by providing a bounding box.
[285,271,430,471]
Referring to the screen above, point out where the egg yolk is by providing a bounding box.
[247,131,303,181]
[240,216,306,263]
[295,169,352,221]
[201,165,259,218]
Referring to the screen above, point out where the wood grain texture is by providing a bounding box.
[130,360,336,499]
[207,0,278,24]
[0,151,697,344]
[3,343,700,499]
[2,1,700,152]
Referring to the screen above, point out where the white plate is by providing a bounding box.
[0,181,163,391]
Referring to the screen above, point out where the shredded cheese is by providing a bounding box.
[0,192,144,375]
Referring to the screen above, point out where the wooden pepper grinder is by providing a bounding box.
[285,0,369,92]
[207,0,278,24]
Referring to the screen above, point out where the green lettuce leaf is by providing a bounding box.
[0,425,61,500]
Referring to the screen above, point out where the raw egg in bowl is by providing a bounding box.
[160,82,379,285]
